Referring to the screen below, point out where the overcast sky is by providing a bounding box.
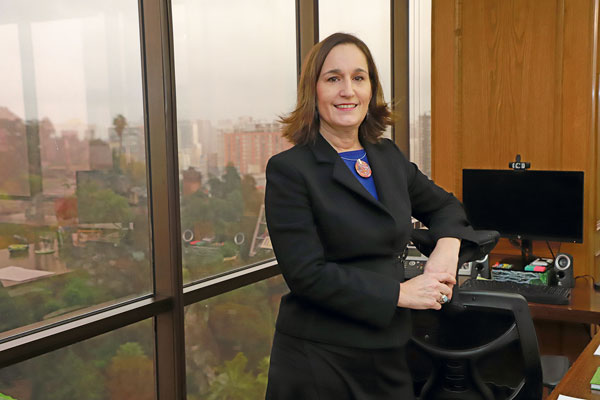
[0,0,431,137]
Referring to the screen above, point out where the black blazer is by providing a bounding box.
[265,134,477,349]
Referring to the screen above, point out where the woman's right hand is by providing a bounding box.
[397,272,455,310]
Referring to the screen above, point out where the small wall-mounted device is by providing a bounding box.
[509,154,531,170]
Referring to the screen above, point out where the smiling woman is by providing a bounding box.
[264,32,475,399]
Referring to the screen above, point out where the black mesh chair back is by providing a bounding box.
[408,290,542,400]
[407,228,542,399]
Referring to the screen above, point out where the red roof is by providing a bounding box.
[0,107,22,122]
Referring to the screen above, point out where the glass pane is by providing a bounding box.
[0,319,155,400]
[0,1,151,338]
[185,275,288,399]
[172,0,296,282]
[409,0,432,176]
[319,0,392,138]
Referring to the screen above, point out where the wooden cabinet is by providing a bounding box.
[432,0,600,277]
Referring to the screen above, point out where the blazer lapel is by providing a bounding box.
[310,134,391,215]
[363,139,405,224]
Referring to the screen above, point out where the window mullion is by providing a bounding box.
[139,0,186,398]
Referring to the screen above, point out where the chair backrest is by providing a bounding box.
[407,229,541,398]
[407,290,543,400]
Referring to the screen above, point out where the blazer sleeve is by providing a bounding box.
[265,155,401,329]
[394,145,474,242]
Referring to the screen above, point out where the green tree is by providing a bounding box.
[0,289,29,332]
[208,175,225,199]
[181,166,244,237]
[207,352,266,400]
[30,349,105,400]
[221,241,237,258]
[121,158,147,188]
[222,164,242,196]
[256,356,270,392]
[112,114,127,170]
[241,174,262,216]
[61,276,103,307]
[180,190,211,231]
[76,182,132,226]
[106,342,154,400]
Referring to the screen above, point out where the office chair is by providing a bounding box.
[408,229,543,399]
[408,290,542,400]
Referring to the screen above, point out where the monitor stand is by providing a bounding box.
[499,239,536,270]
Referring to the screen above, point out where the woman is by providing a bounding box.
[265,33,476,399]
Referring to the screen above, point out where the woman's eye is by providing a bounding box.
[327,76,339,82]
[354,76,365,81]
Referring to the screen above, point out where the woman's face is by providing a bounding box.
[316,44,372,136]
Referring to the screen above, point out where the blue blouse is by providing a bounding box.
[339,149,379,201]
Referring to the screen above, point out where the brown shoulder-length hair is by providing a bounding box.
[280,32,394,146]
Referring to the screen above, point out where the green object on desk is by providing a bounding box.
[590,365,600,390]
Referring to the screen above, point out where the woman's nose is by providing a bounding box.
[339,79,354,97]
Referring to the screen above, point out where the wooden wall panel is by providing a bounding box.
[461,0,561,170]
[560,0,597,273]
[431,0,460,193]
[596,0,600,275]
[432,0,599,277]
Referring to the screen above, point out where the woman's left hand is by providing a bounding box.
[423,237,461,297]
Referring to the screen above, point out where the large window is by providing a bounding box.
[408,0,432,176]
[172,0,296,282]
[185,276,287,399]
[0,0,151,339]
[0,319,154,400]
[0,2,411,398]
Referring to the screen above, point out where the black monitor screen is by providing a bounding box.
[462,169,584,243]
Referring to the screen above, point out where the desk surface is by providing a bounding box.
[528,278,600,325]
[548,331,600,399]
[482,254,600,323]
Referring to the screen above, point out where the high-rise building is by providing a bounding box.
[410,112,431,177]
[223,128,291,181]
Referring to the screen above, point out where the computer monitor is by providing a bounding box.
[462,169,584,264]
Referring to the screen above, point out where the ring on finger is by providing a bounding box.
[439,294,449,304]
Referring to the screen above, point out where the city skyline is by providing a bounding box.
[0,107,293,201]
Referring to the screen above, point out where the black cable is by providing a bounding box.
[576,274,600,291]
[545,241,556,260]
[508,239,520,250]
[575,274,595,284]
